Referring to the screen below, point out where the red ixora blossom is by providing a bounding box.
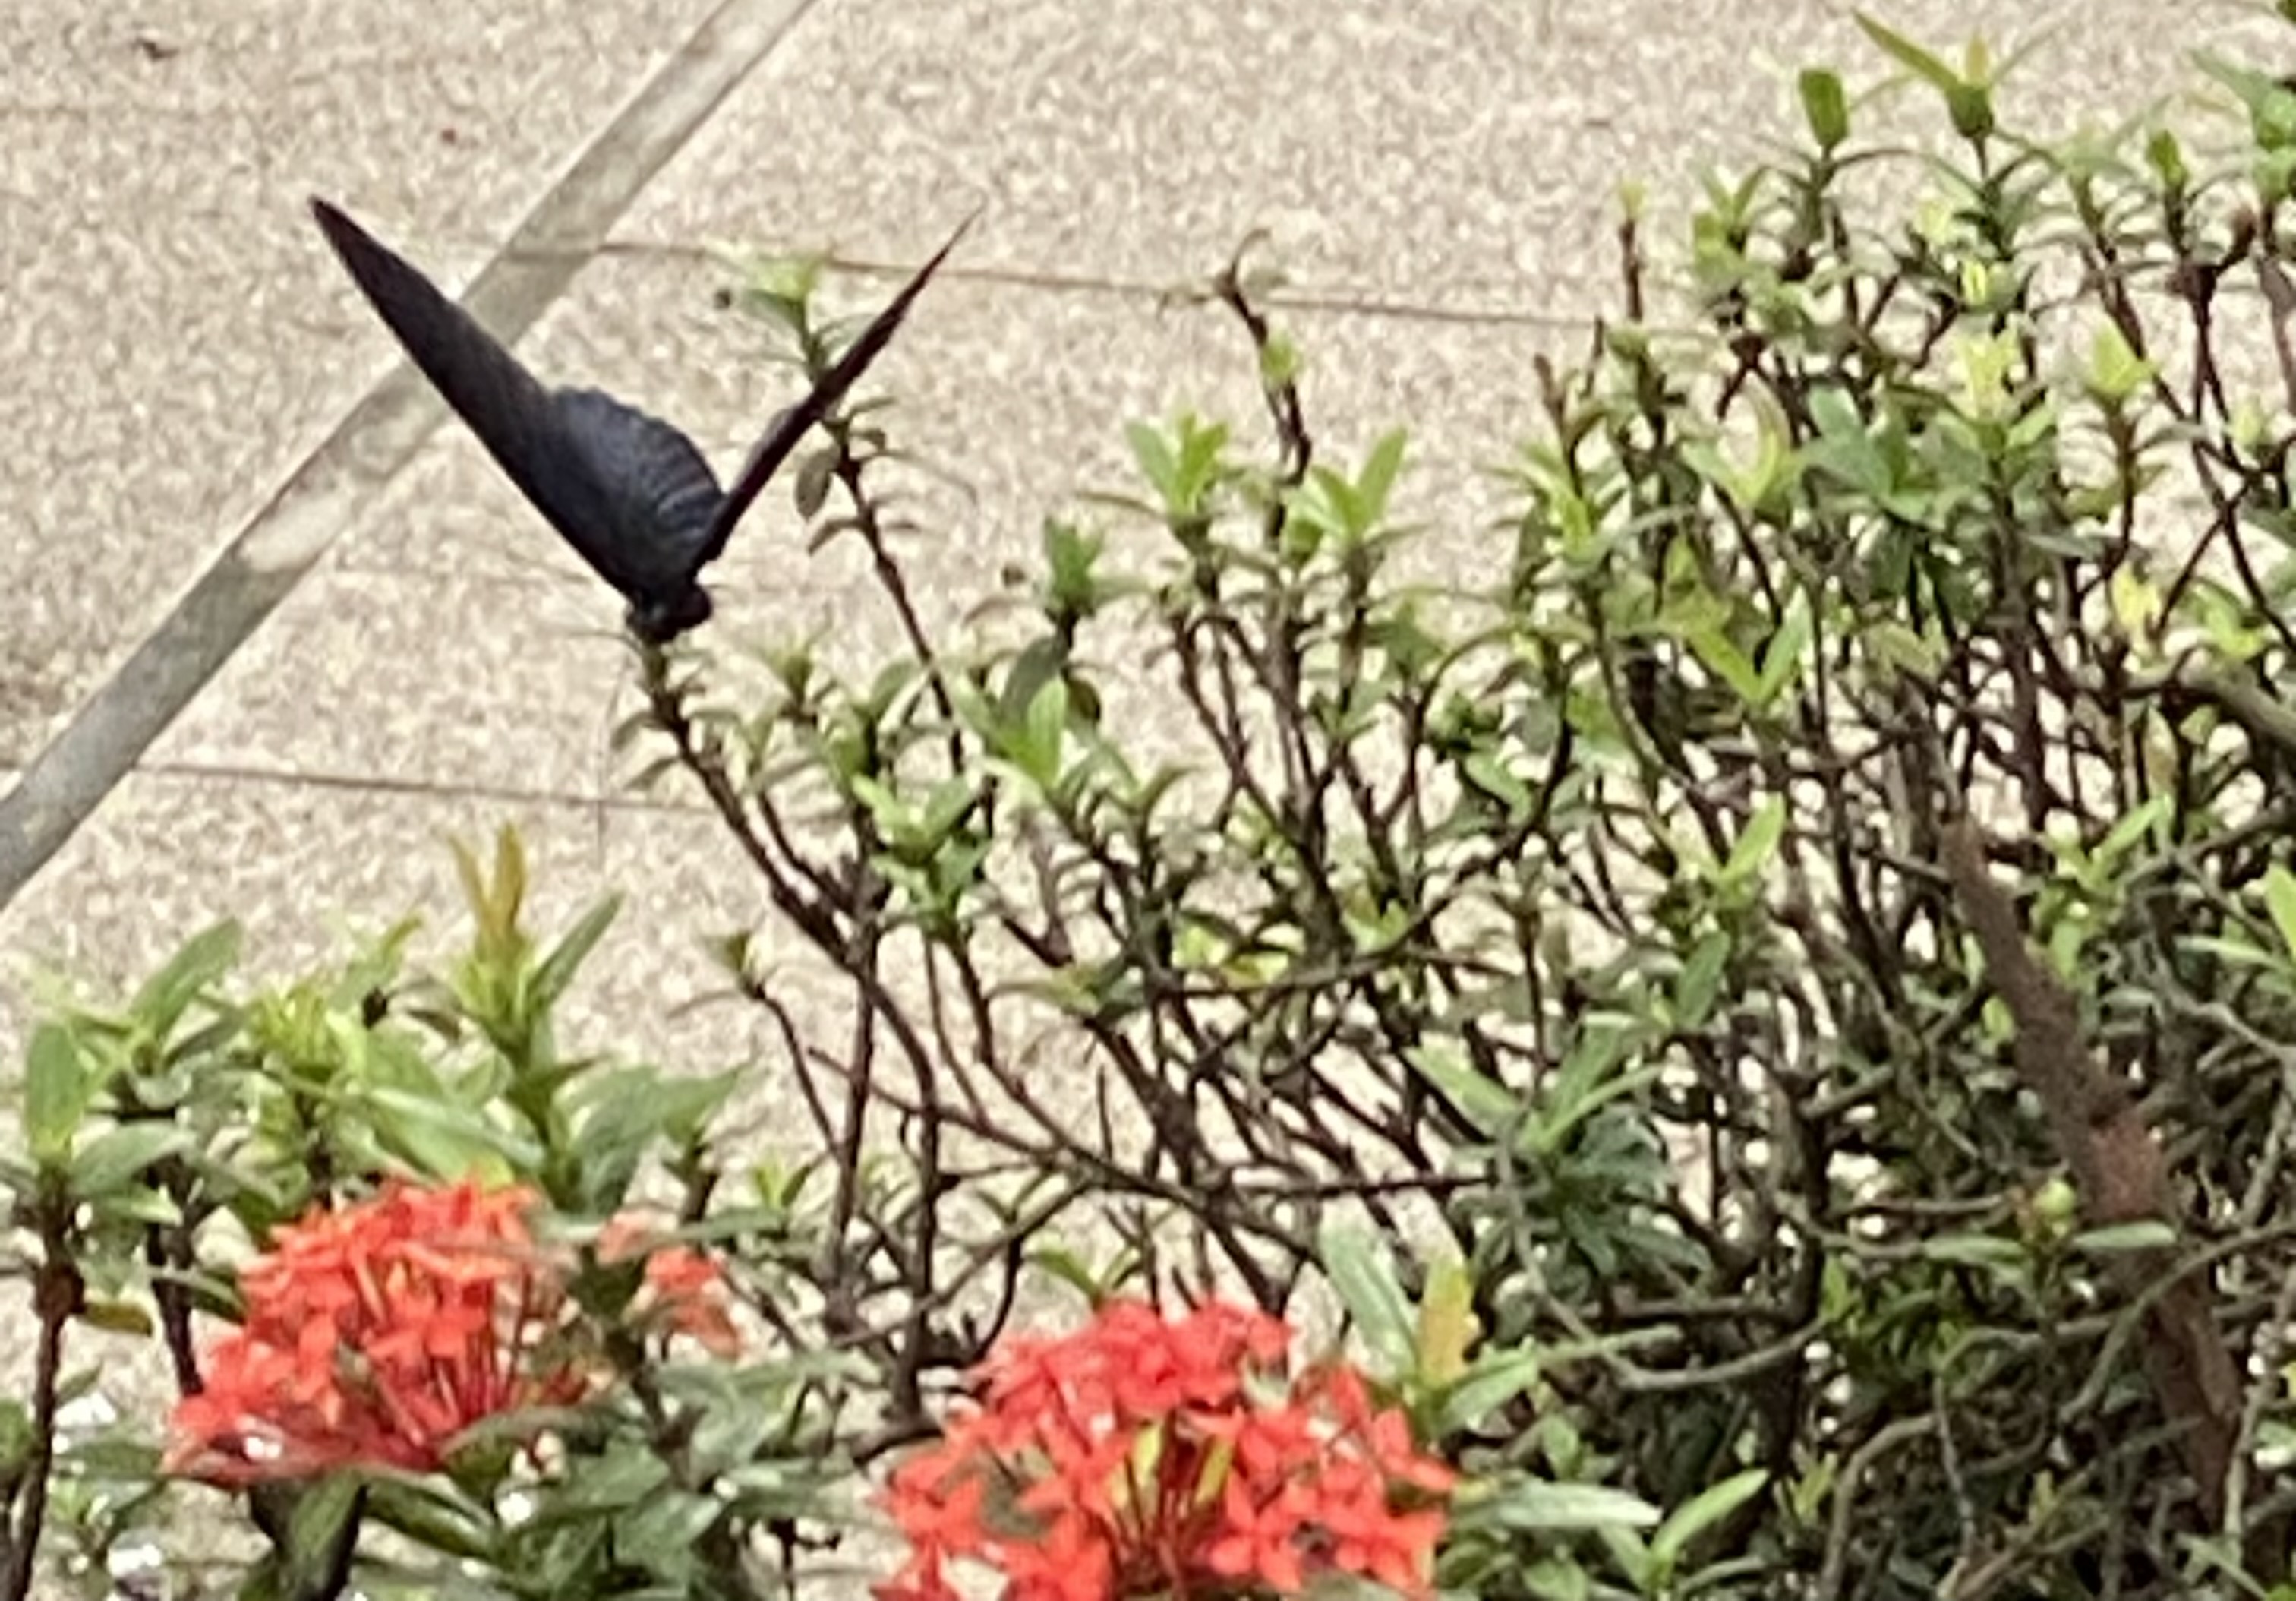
[596,1212,743,1359]
[167,1179,737,1485]
[876,1299,1456,1601]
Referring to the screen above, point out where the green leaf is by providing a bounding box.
[998,636,1072,728]
[1864,621,1944,680]
[1405,1041,1518,1138]
[1798,67,1850,150]
[1415,1258,1479,1384]
[361,1474,497,1563]
[534,1445,672,1520]
[1318,1225,1418,1379]
[1651,1468,1770,1571]
[1355,428,1410,530]
[2086,322,2156,405]
[534,895,623,1009]
[1440,1350,1544,1432]
[566,1069,736,1214]
[2070,1220,2178,1256]
[69,1123,190,1198]
[97,1187,184,1227]
[1683,624,1763,704]
[81,1298,156,1336]
[1944,81,1995,141]
[793,446,837,519]
[1012,675,1070,789]
[128,921,242,1043]
[285,1473,367,1579]
[1465,1479,1664,1533]
[0,1400,33,1470]
[1804,386,1894,497]
[615,1489,724,1573]
[1755,591,1812,708]
[2146,127,2190,190]
[1856,14,1962,95]
[1126,422,1180,505]
[1720,796,1788,886]
[2094,795,2170,869]
[1528,1048,1661,1160]
[24,1025,90,1166]
[1522,1555,1593,1601]
[1029,1244,1115,1306]
[1919,1233,2027,1268]
[1597,1525,1653,1591]
[2265,865,2296,963]
[366,1088,539,1181]
[1673,930,1730,1030]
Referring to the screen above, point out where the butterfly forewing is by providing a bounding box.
[309,199,645,596]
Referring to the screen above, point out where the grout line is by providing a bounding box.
[592,239,1604,330]
[0,0,822,913]
[131,758,712,819]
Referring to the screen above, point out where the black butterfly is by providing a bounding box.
[310,197,969,642]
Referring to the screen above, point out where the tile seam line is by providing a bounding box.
[132,756,714,819]
[0,0,821,915]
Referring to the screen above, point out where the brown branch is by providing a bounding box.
[1,1211,80,1601]
[1939,817,2243,1527]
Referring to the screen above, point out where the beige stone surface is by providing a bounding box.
[0,772,799,1082]
[610,0,2285,317]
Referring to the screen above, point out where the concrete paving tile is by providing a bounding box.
[144,564,643,799]
[610,0,1616,317]
[0,771,783,1084]
[609,0,2279,317]
[0,0,723,764]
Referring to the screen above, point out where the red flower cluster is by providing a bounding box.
[596,1212,743,1359]
[167,1179,736,1485]
[878,1300,1455,1601]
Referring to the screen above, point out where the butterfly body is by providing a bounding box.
[309,197,968,642]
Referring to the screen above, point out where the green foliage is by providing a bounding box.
[19,12,2296,1601]
[0,840,851,1601]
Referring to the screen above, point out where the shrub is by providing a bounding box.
[14,11,2296,1600]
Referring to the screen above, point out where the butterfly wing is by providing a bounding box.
[690,211,976,575]
[547,389,725,599]
[309,198,692,603]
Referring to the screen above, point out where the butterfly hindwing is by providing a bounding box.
[548,389,724,599]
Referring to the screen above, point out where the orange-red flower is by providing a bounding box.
[876,1299,1456,1601]
[167,1179,574,1484]
[596,1212,743,1359]
[167,1180,740,1485]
